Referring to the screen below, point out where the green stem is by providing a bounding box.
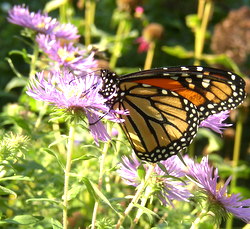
[197,0,205,19]
[130,186,152,228]
[34,102,48,129]
[191,209,213,229]
[226,111,244,229]
[188,138,195,158]
[29,43,39,78]
[110,20,128,69]
[194,0,213,65]
[52,122,66,155]
[85,0,96,46]
[115,163,156,229]
[59,0,68,23]
[144,41,155,70]
[62,121,76,229]
[91,141,110,229]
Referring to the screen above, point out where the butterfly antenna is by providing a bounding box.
[69,69,104,85]
[89,112,109,125]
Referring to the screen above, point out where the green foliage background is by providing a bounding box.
[0,0,250,228]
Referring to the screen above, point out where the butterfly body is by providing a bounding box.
[100,66,246,162]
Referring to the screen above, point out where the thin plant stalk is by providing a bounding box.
[59,0,68,23]
[62,120,76,229]
[226,111,244,229]
[130,185,152,228]
[197,0,205,19]
[91,139,110,229]
[29,43,39,77]
[85,0,96,46]
[194,0,213,65]
[115,163,156,229]
[144,41,155,70]
[110,20,130,69]
[52,122,66,155]
[34,102,48,129]
[114,126,124,184]
[190,209,216,229]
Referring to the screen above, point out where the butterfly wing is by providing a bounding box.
[100,66,246,162]
[112,82,200,162]
[120,66,246,120]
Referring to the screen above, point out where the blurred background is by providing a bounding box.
[0,0,250,228]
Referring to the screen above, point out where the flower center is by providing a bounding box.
[57,48,75,62]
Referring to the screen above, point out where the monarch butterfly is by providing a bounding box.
[100,66,246,162]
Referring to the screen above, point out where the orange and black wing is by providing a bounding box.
[100,66,246,162]
[120,66,246,120]
[111,82,200,162]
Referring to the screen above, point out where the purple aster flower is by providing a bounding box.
[186,156,250,223]
[117,153,192,206]
[53,23,80,40]
[36,34,95,72]
[26,69,125,144]
[8,5,79,40]
[200,111,232,134]
[8,5,58,34]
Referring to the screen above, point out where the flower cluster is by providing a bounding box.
[8,5,79,40]
[26,70,125,143]
[186,156,250,223]
[8,5,126,144]
[36,34,96,73]
[118,154,250,223]
[117,154,192,206]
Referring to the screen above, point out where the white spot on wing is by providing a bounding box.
[181,66,189,71]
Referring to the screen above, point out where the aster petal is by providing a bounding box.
[118,154,192,205]
[53,23,80,40]
[86,111,110,145]
[200,111,232,134]
[27,69,124,143]
[117,154,141,186]
[36,34,96,71]
[186,156,250,223]
[8,5,58,34]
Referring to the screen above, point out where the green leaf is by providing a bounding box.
[9,48,30,64]
[72,154,96,162]
[0,176,31,182]
[82,177,98,200]
[185,14,200,30]
[67,185,83,200]
[10,116,31,132]
[51,218,63,229]
[160,174,187,184]
[5,77,28,91]
[0,185,17,198]
[44,0,68,12]
[157,162,169,174]
[133,203,161,224]
[0,215,43,225]
[90,180,120,215]
[82,178,120,216]
[197,128,222,152]
[162,45,194,59]
[43,148,65,170]
[26,198,61,206]
[48,135,68,148]
[137,164,146,181]
[202,54,241,74]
